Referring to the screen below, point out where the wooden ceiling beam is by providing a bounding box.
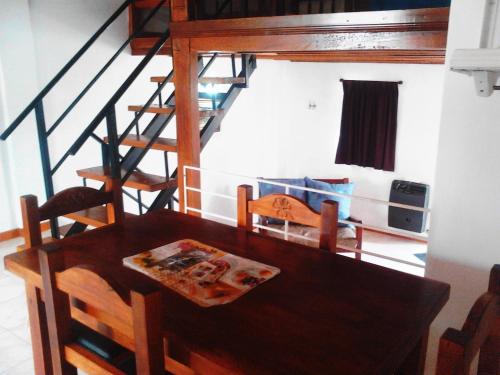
[256,50,446,64]
[169,8,449,63]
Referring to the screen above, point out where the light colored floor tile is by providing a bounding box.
[0,276,26,303]
[0,295,28,330]
[0,358,34,375]
[10,320,31,344]
[0,237,23,280]
[0,331,32,373]
[358,231,427,277]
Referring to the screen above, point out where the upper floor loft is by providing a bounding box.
[130,0,451,63]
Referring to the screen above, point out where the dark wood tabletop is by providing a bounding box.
[5,209,449,375]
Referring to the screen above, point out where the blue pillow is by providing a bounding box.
[258,178,307,224]
[305,177,354,221]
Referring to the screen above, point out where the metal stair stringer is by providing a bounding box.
[149,54,258,210]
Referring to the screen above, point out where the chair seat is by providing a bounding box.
[16,236,55,252]
[262,224,358,249]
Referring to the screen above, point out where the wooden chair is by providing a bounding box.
[237,184,339,252]
[20,179,123,249]
[436,264,500,375]
[317,178,363,256]
[39,244,165,374]
[258,177,363,259]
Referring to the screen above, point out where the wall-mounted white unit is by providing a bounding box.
[450,48,500,97]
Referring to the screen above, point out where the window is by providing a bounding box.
[335,80,399,172]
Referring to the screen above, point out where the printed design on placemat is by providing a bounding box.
[123,239,280,307]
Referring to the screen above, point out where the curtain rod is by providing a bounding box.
[340,79,403,85]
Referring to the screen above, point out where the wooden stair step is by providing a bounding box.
[105,135,177,152]
[76,166,178,192]
[150,76,174,84]
[65,206,136,228]
[199,77,246,85]
[150,76,245,85]
[128,104,223,118]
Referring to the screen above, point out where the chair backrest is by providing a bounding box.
[39,244,164,375]
[316,178,350,184]
[20,179,124,248]
[237,184,339,252]
[436,264,500,375]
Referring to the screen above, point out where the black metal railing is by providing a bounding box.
[149,53,257,210]
[190,0,450,20]
[1,0,257,238]
[0,0,168,238]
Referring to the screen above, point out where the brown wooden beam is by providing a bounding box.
[170,0,189,21]
[189,30,446,53]
[170,8,449,57]
[172,38,201,214]
[257,49,446,64]
[170,8,449,38]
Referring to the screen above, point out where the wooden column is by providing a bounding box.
[173,37,201,214]
[170,0,189,21]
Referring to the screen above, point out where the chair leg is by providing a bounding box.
[25,283,53,375]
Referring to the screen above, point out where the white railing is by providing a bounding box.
[183,166,428,271]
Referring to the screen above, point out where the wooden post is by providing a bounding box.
[237,185,253,231]
[173,37,201,214]
[26,283,53,374]
[170,0,189,22]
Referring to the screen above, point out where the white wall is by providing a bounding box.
[201,59,445,228]
[425,0,500,373]
[28,0,175,214]
[0,0,175,229]
[0,0,445,232]
[0,0,44,232]
[0,57,16,231]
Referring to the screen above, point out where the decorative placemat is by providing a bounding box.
[123,239,280,307]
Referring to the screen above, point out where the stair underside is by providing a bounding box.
[106,135,177,152]
[65,206,136,227]
[128,105,223,117]
[77,166,177,192]
[149,76,246,85]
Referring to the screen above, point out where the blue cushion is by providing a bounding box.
[305,177,354,221]
[258,178,307,224]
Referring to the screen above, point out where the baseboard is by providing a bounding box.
[0,228,22,242]
[0,221,51,243]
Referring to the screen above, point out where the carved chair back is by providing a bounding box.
[237,184,339,252]
[20,179,124,248]
[436,264,500,375]
[39,244,164,374]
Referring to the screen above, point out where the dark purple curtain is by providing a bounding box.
[335,80,399,172]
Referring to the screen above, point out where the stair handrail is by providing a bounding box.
[53,28,171,173]
[0,0,169,240]
[46,0,169,137]
[0,0,133,140]
[118,51,219,148]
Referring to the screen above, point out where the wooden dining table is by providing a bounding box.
[5,209,449,375]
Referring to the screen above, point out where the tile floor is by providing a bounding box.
[0,230,426,374]
[356,230,427,277]
[0,237,34,375]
